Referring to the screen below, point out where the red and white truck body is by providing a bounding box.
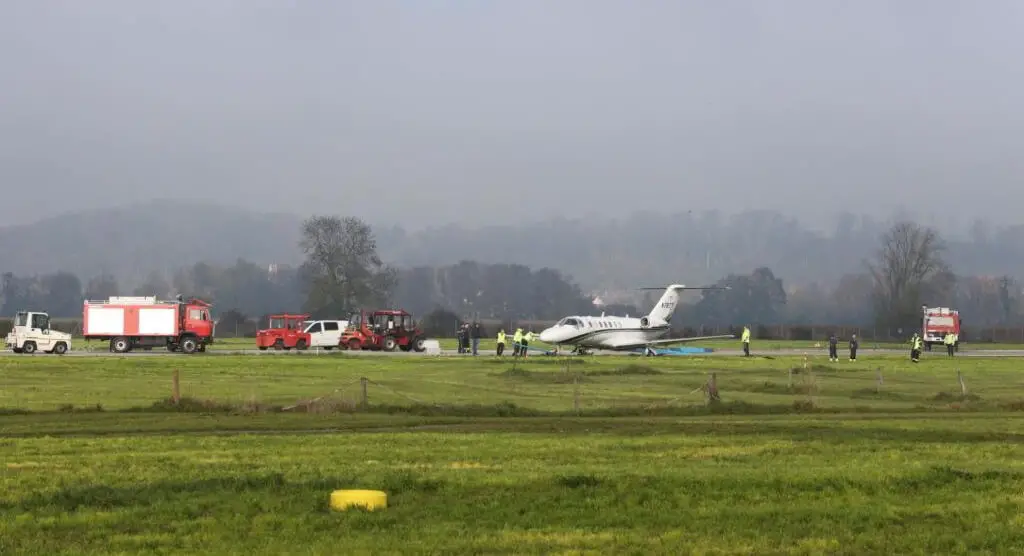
[83,296,214,354]
[921,306,960,350]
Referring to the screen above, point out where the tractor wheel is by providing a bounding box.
[348,339,362,351]
[412,337,426,352]
[22,341,37,354]
[384,337,397,351]
[53,342,68,355]
[296,339,308,350]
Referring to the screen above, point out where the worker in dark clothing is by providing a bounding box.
[470,321,482,355]
[849,334,858,361]
[828,333,838,362]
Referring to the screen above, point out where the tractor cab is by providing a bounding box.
[339,308,427,352]
[256,313,312,351]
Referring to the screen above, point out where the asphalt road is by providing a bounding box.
[5,347,1024,358]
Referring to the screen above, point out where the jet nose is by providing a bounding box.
[539,328,555,343]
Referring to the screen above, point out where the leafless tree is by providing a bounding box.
[867,221,951,329]
[299,215,397,317]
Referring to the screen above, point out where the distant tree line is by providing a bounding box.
[3,216,1023,340]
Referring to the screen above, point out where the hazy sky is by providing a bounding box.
[2,1,1023,230]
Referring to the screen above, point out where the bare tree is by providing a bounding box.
[867,221,950,329]
[299,215,397,317]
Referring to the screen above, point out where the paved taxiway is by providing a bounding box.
[5,348,1024,358]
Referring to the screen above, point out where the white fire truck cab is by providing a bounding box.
[921,306,961,351]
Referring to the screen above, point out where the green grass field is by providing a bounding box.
[3,354,1024,554]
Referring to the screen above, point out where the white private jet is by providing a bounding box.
[537,284,735,356]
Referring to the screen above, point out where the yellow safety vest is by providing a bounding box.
[944,334,954,345]
[497,331,506,344]
[513,330,523,343]
[524,332,534,342]
[741,328,750,342]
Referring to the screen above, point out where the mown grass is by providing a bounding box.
[3,354,1024,553]
[2,352,1023,413]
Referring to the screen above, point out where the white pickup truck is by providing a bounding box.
[5,310,72,354]
[301,319,349,349]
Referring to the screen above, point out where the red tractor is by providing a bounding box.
[256,313,311,350]
[338,309,427,352]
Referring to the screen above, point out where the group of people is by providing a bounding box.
[908,331,959,362]
[827,333,859,361]
[456,321,536,356]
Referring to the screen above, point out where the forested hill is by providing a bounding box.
[2,201,1023,292]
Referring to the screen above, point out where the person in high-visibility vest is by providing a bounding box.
[910,333,922,363]
[522,330,534,357]
[496,329,506,356]
[741,326,751,357]
[944,332,955,357]
[512,328,523,357]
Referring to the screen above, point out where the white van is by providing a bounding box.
[302,320,348,349]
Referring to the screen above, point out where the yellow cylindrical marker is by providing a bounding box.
[329,489,388,511]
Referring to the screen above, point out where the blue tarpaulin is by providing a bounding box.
[630,346,714,356]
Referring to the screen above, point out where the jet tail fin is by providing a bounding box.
[639,284,730,323]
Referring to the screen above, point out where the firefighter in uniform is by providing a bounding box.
[741,326,751,356]
[496,329,506,356]
[944,332,955,357]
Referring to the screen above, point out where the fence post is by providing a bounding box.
[573,375,580,415]
[957,369,967,398]
[707,372,720,404]
[875,367,883,393]
[172,369,180,405]
[360,377,369,409]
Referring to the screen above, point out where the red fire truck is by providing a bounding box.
[921,306,961,351]
[83,295,214,354]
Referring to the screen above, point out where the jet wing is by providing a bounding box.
[607,334,735,350]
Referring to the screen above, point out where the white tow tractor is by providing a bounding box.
[5,310,72,354]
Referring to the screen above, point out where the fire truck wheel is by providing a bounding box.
[111,337,130,353]
[296,339,308,350]
[180,337,198,354]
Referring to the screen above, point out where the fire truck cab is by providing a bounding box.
[921,306,961,351]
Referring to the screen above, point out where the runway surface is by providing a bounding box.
[5,347,1024,358]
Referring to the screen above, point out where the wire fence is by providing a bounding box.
[150,363,1021,417]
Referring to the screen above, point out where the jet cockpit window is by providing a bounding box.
[564,318,582,328]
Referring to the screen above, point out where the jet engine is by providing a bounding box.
[640,316,650,328]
